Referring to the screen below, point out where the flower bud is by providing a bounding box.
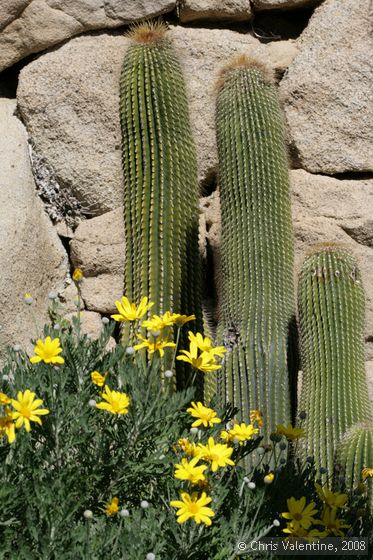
[72,268,83,283]
[120,508,130,518]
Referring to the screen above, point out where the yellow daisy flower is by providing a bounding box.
[188,332,226,358]
[72,268,84,282]
[283,525,327,540]
[11,390,50,432]
[91,371,108,387]
[220,430,235,443]
[264,472,275,484]
[315,483,348,509]
[282,497,318,531]
[174,457,207,484]
[174,315,196,327]
[186,402,221,428]
[0,407,16,444]
[196,437,234,472]
[142,311,180,330]
[111,296,154,322]
[0,392,11,405]
[170,492,215,526]
[362,467,373,479]
[250,409,264,427]
[105,496,119,516]
[134,334,176,357]
[220,422,259,445]
[96,386,130,415]
[30,336,64,365]
[177,342,221,373]
[320,507,351,537]
[275,423,305,441]
[178,438,199,457]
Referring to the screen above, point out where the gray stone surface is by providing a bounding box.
[0,0,29,31]
[64,309,116,350]
[0,98,68,355]
[70,208,124,314]
[179,0,252,23]
[0,0,176,72]
[280,0,373,174]
[17,27,298,216]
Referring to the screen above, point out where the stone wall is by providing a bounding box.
[0,0,372,409]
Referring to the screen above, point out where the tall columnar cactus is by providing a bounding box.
[336,423,373,512]
[298,246,373,477]
[212,55,297,441]
[119,23,202,361]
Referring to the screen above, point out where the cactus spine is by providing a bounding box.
[298,246,373,477]
[212,56,297,441]
[336,423,373,512]
[119,23,202,361]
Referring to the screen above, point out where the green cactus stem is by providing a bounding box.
[298,245,372,477]
[211,55,297,442]
[336,423,373,513]
[119,22,202,377]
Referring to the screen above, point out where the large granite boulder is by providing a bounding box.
[0,0,176,72]
[0,98,68,355]
[17,26,298,217]
[280,0,373,174]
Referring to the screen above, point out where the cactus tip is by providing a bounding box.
[215,53,274,92]
[127,20,168,45]
[305,241,350,257]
